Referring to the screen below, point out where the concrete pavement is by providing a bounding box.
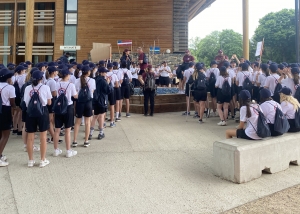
[1,112,300,214]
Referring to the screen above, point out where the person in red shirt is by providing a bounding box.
[137,47,148,71]
[214,50,229,69]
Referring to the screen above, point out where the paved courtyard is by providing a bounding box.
[1,112,300,214]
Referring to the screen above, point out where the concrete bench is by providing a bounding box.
[213,133,300,184]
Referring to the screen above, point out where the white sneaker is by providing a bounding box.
[0,160,9,167]
[24,145,40,152]
[66,149,77,158]
[53,149,62,157]
[0,155,7,162]
[39,159,50,168]
[28,160,35,167]
[80,122,84,126]
[217,121,223,126]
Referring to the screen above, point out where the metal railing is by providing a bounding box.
[0,46,12,55]
[18,10,55,26]
[0,10,13,26]
[17,46,54,55]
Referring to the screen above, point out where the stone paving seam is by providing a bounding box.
[6,167,19,214]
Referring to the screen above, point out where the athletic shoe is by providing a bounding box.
[182,112,190,116]
[88,134,92,140]
[70,127,74,132]
[72,142,78,148]
[66,149,77,158]
[126,113,131,118]
[50,138,63,144]
[39,159,50,168]
[198,119,204,124]
[17,131,22,136]
[103,123,106,128]
[115,118,121,122]
[53,148,62,157]
[119,112,122,117]
[144,114,148,116]
[12,130,18,135]
[149,113,153,117]
[59,131,65,136]
[80,122,84,126]
[83,142,90,147]
[193,115,200,118]
[28,160,35,167]
[98,133,105,140]
[0,155,7,162]
[24,145,40,152]
[110,122,116,128]
[0,160,9,167]
[217,121,227,126]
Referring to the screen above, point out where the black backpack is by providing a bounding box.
[221,78,231,96]
[0,85,8,114]
[273,76,282,102]
[294,85,300,103]
[78,79,91,103]
[209,69,216,85]
[295,108,300,128]
[143,53,148,64]
[145,73,156,90]
[13,78,21,101]
[20,80,32,111]
[249,106,271,138]
[267,102,290,134]
[52,83,70,115]
[242,72,253,92]
[26,85,44,117]
[129,82,135,95]
[195,72,207,90]
[121,70,130,86]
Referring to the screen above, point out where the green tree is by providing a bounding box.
[189,29,243,67]
[252,9,296,63]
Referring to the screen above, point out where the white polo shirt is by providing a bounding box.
[130,67,139,79]
[257,74,267,87]
[236,71,251,87]
[183,68,194,82]
[264,73,280,95]
[113,69,122,87]
[281,101,296,119]
[159,66,171,77]
[206,68,220,79]
[56,81,77,105]
[215,76,232,88]
[282,77,297,96]
[260,100,282,124]
[46,78,57,93]
[0,83,16,106]
[12,74,26,89]
[24,83,52,107]
[75,77,96,98]
[107,71,119,87]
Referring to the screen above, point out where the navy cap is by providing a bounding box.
[253,62,259,67]
[282,62,288,67]
[223,61,230,68]
[269,64,278,73]
[25,61,32,65]
[290,63,298,68]
[58,64,67,70]
[81,65,91,73]
[99,60,105,66]
[67,64,74,69]
[195,63,203,70]
[31,70,44,80]
[241,63,249,71]
[210,61,217,66]
[15,65,24,73]
[48,62,57,67]
[279,87,292,95]
[219,66,227,72]
[278,64,285,70]
[71,61,77,65]
[48,66,59,74]
[239,90,251,100]
[98,67,108,73]
[259,88,271,99]
[188,61,194,67]
[77,64,82,70]
[89,62,96,69]
[112,62,118,67]
[60,68,72,76]
[22,63,28,69]
[30,67,39,74]
[36,63,46,68]
[267,60,272,64]
[82,60,89,65]
[0,68,14,78]
[260,63,268,71]
[107,63,113,68]
[291,67,300,74]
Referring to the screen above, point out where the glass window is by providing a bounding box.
[66,0,77,11]
[65,13,77,25]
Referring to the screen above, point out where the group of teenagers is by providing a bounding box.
[180,57,300,140]
[0,58,142,168]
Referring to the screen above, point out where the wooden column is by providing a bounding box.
[242,0,249,60]
[13,0,17,64]
[25,0,34,61]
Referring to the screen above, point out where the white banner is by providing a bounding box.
[60,46,81,51]
[255,42,263,56]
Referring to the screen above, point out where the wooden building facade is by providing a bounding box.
[0,0,214,64]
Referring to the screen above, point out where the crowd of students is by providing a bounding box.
[179,57,300,140]
[0,59,137,168]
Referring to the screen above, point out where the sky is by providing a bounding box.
[189,0,295,40]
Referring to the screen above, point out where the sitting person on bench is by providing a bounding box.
[279,87,300,133]
[225,90,262,140]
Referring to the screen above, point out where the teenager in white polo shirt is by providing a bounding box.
[236,63,251,98]
[264,63,281,103]
[206,61,220,117]
[112,62,122,118]
[106,63,118,127]
[182,62,194,116]
[130,62,140,87]
[119,60,132,118]
[24,70,52,167]
[0,68,16,167]
[159,61,171,87]
[53,68,78,158]
[281,67,300,96]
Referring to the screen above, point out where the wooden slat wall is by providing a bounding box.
[53,0,64,60]
[77,0,174,62]
[0,4,4,63]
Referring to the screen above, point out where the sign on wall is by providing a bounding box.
[60,46,81,51]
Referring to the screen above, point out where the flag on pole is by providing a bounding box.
[117,40,132,46]
[255,41,264,56]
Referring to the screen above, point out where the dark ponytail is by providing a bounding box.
[32,79,40,86]
[80,75,86,89]
[239,98,252,118]
[293,73,299,86]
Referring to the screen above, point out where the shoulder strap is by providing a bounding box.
[0,85,9,94]
[242,71,249,78]
[272,75,279,84]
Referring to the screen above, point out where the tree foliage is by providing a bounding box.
[189,29,243,66]
[252,9,296,63]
